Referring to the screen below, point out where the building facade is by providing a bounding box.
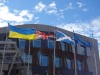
[0,24,100,75]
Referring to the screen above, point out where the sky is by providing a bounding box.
[0,0,100,56]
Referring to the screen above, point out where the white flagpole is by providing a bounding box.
[39,40,42,65]
[53,28,56,75]
[91,33,98,75]
[72,30,77,75]
[27,40,31,75]
[70,27,77,75]
[5,23,9,40]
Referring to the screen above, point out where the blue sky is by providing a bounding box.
[0,0,100,55]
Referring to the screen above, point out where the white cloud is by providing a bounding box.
[56,23,91,37]
[91,17,100,27]
[0,21,8,27]
[76,2,84,8]
[0,0,8,3]
[56,16,100,51]
[76,2,88,12]
[60,9,64,12]
[82,8,88,12]
[0,3,34,26]
[34,17,39,20]
[66,2,75,10]
[34,2,46,12]
[46,2,57,14]
[47,9,57,14]
[19,10,33,21]
[49,2,56,9]
[34,2,57,14]
[65,2,88,12]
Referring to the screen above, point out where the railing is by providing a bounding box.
[0,41,22,75]
[0,41,21,64]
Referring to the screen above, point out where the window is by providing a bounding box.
[25,54,32,64]
[33,40,41,47]
[66,59,72,69]
[21,53,32,64]
[48,40,54,49]
[77,45,86,55]
[19,39,26,49]
[60,42,65,51]
[65,44,68,51]
[86,47,91,56]
[37,51,41,65]
[41,55,48,66]
[77,60,82,71]
[67,44,73,52]
[55,57,60,68]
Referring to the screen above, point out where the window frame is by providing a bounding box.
[33,39,41,48]
[60,42,66,51]
[19,39,26,49]
[55,57,61,68]
[41,54,48,66]
[77,60,83,71]
[66,58,72,69]
[77,45,86,55]
[48,39,54,49]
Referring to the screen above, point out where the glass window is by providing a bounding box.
[60,42,65,51]
[86,47,91,56]
[33,40,41,47]
[41,55,48,66]
[37,51,41,65]
[48,40,54,49]
[19,39,26,49]
[38,51,40,60]
[77,60,82,71]
[66,59,72,69]
[25,54,32,64]
[71,45,75,53]
[21,53,32,64]
[77,45,86,55]
[65,44,68,51]
[55,57,60,68]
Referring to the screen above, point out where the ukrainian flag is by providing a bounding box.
[8,25,37,40]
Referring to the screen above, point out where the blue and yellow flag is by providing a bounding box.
[8,25,37,40]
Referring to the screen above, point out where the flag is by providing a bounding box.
[36,30,47,40]
[55,30,74,45]
[74,34,92,48]
[8,25,37,40]
[36,30,54,40]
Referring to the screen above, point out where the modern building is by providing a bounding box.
[0,24,100,75]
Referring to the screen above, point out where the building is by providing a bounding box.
[0,24,100,75]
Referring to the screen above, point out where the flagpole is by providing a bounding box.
[39,42,42,65]
[27,40,31,75]
[70,27,77,75]
[6,23,9,40]
[53,28,56,75]
[72,30,77,75]
[91,33,98,75]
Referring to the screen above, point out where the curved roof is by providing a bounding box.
[0,24,97,42]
